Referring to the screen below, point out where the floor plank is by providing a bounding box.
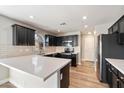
[0,82,16,88]
[69,61,109,88]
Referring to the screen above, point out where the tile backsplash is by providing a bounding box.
[0,44,34,58]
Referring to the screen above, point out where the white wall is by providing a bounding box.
[95,22,114,34]
[0,15,55,58]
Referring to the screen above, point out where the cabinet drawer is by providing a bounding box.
[110,65,118,75]
[118,72,124,83]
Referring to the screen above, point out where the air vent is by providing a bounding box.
[60,22,66,26]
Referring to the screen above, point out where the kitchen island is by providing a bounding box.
[0,55,71,88]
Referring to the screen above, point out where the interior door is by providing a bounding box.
[82,35,95,61]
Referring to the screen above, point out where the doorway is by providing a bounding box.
[82,34,96,62]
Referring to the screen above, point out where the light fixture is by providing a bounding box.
[58,29,60,32]
[29,16,34,19]
[84,25,88,28]
[88,32,91,35]
[83,16,87,20]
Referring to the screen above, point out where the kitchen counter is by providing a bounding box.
[0,55,71,81]
[105,58,124,74]
[0,55,71,88]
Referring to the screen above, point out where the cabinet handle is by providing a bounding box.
[111,67,114,71]
[120,77,124,80]
[117,79,119,82]
[60,73,63,80]
[109,69,112,72]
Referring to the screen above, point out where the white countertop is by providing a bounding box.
[105,58,124,74]
[0,55,71,81]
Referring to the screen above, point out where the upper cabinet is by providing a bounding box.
[12,24,35,46]
[108,15,124,45]
[45,34,78,47]
[45,35,57,46]
[108,15,124,34]
[62,35,78,46]
[118,17,124,33]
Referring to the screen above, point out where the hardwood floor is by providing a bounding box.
[0,82,16,88]
[0,61,108,88]
[69,61,109,88]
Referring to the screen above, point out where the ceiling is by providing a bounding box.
[0,5,124,34]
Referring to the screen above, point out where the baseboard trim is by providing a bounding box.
[82,59,95,62]
[0,78,9,85]
[77,62,81,65]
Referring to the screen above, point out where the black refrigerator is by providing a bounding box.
[97,33,124,83]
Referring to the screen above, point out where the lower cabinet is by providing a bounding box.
[111,72,119,88]
[119,80,124,88]
[45,53,77,67]
[106,61,124,88]
[60,63,70,88]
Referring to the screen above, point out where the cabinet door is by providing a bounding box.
[60,63,70,88]
[57,37,62,46]
[108,68,113,87]
[17,25,27,45]
[119,17,124,33]
[108,27,113,34]
[112,72,119,88]
[73,35,78,46]
[27,29,35,46]
[113,23,118,33]
[119,80,124,88]
[71,54,77,67]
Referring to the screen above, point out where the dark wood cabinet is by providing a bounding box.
[62,35,78,47]
[12,24,35,46]
[119,80,124,88]
[111,72,119,88]
[118,17,124,33]
[106,62,112,87]
[108,27,113,34]
[108,15,124,44]
[45,53,77,67]
[60,63,70,88]
[45,34,78,46]
[45,35,57,46]
[56,37,62,46]
[106,61,124,88]
[113,23,118,33]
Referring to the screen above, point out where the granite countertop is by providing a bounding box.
[105,58,124,74]
[0,55,71,81]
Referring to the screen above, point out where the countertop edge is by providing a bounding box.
[105,58,124,75]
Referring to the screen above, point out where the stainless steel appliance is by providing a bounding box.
[97,34,124,82]
[64,47,74,53]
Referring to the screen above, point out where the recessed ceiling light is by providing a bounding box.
[84,25,88,28]
[88,32,92,35]
[58,29,60,32]
[83,16,87,20]
[29,16,34,19]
